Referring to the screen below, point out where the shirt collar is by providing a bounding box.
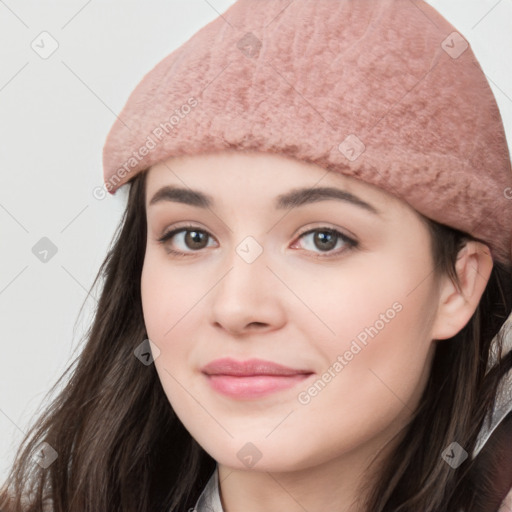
[193,464,224,512]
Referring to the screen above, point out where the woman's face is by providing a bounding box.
[141,150,444,472]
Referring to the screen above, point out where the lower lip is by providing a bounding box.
[204,373,313,399]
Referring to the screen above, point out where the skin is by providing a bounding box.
[141,150,493,512]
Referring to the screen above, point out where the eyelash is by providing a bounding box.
[156,224,359,259]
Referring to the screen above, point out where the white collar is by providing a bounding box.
[472,366,512,458]
[193,464,224,512]
[472,328,512,458]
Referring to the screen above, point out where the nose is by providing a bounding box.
[209,244,287,336]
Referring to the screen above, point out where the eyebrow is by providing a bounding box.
[148,185,381,215]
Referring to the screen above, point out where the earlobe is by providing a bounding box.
[431,242,494,341]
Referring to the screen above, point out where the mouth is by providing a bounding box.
[201,357,315,399]
[204,374,314,399]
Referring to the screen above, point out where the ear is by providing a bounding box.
[431,241,494,341]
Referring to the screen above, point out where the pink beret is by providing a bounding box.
[102,0,512,268]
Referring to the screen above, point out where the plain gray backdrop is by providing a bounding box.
[1,0,511,482]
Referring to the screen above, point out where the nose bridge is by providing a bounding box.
[210,233,284,333]
[218,234,268,303]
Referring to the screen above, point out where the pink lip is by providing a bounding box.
[201,358,314,399]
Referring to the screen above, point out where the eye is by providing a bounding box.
[156,224,358,259]
[156,225,217,257]
[291,227,358,258]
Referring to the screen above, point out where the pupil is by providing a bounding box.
[187,230,206,249]
[316,231,336,251]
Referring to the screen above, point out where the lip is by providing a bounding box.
[201,358,314,399]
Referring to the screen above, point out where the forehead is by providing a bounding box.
[144,150,405,212]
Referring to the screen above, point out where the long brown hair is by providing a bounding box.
[1,168,511,512]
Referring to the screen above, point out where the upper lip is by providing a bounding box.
[201,358,313,377]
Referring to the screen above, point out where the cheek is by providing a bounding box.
[141,257,189,390]
[292,253,438,432]
[140,252,209,410]
[140,251,202,342]
[287,248,437,355]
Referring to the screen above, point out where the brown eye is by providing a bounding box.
[294,227,358,258]
[312,230,338,251]
[157,226,216,256]
[183,230,209,250]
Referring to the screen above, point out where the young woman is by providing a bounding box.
[2,1,512,511]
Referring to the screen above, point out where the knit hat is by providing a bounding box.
[102,0,512,268]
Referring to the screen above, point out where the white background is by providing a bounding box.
[1,0,511,483]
